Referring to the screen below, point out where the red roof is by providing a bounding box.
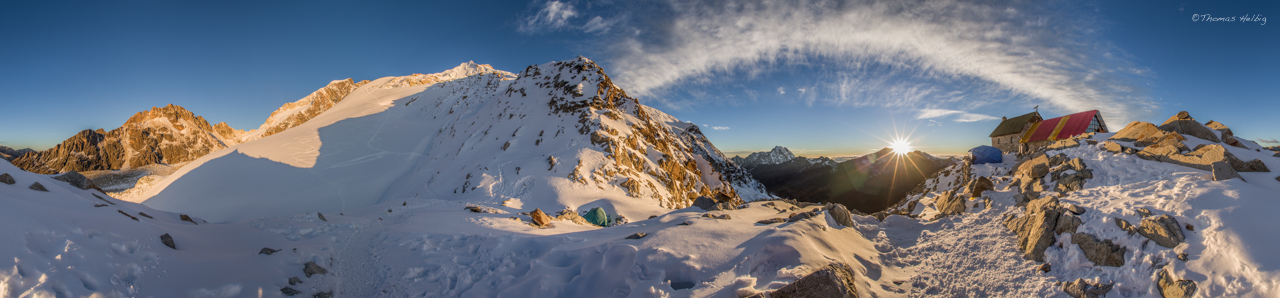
[1020,110,1101,143]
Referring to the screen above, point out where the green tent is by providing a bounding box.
[584,207,609,227]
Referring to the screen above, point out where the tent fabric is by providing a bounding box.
[584,207,609,227]
[969,145,1003,165]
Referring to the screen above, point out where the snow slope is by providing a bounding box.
[139,57,768,223]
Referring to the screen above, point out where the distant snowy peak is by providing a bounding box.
[242,78,370,141]
[734,146,797,167]
[0,146,35,161]
[378,61,515,89]
[12,104,240,174]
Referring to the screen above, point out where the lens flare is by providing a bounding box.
[889,138,912,155]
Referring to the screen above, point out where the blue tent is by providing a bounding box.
[584,207,610,227]
[969,145,1003,164]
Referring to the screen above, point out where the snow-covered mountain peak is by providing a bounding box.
[378,61,515,89]
[241,78,370,142]
[733,145,798,168]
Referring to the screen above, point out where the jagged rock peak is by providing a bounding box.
[737,146,798,167]
[379,61,515,89]
[123,103,216,131]
[244,78,368,141]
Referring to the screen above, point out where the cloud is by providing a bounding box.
[519,1,578,33]
[1258,138,1279,144]
[917,109,999,122]
[710,126,730,130]
[776,87,785,94]
[533,0,1157,125]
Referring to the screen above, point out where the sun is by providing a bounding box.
[889,138,912,155]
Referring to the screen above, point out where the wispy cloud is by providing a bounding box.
[776,87,785,95]
[916,109,999,122]
[711,126,730,130]
[1258,138,1279,144]
[519,0,1157,125]
[518,1,578,33]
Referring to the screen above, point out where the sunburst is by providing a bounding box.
[889,138,912,156]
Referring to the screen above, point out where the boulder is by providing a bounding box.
[1062,278,1114,298]
[160,233,176,250]
[1134,131,1188,148]
[1070,233,1126,267]
[1047,139,1081,151]
[969,176,994,198]
[625,232,647,239]
[1110,121,1164,142]
[555,209,591,226]
[313,291,333,298]
[1158,111,1221,143]
[1205,120,1246,148]
[529,209,552,227]
[1064,203,1085,215]
[826,203,855,228]
[1114,218,1139,235]
[692,196,717,210]
[281,287,301,296]
[0,173,13,185]
[1055,174,1087,194]
[317,213,327,221]
[1136,208,1152,218]
[934,191,966,217]
[180,214,198,225]
[288,277,303,285]
[51,171,97,190]
[29,182,48,192]
[757,218,787,225]
[1102,141,1138,155]
[768,263,859,298]
[1211,161,1242,181]
[259,247,281,255]
[1157,270,1197,298]
[787,211,817,222]
[1235,158,1270,172]
[1138,215,1185,248]
[1004,196,1080,262]
[303,262,327,277]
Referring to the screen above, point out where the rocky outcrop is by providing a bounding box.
[1138,215,1186,248]
[1157,270,1197,298]
[259,248,281,255]
[1110,121,1165,142]
[0,173,13,185]
[52,171,99,191]
[934,190,966,216]
[765,263,858,298]
[1070,233,1126,267]
[28,182,47,192]
[242,79,370,141]
[303,262,327,277]
[11,104,242,174]
[1102,141,1138,155]
[160,233,176,249]
[826,203,854,228]
[1158,111,1221,143]
[530,209,552,228]
[1205,120,1246,148]
[1063,278,1113,298]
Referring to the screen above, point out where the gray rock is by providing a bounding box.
[1037,263,1051,273]
[787,211,817,222]
[312,291,333,298]
[625,233,647,239]
[160,233,176,250]
[827,203,854,228]
[1055,174,1087,194]
[935,191,966,217]
[1064,204,1085,215]
[0,173,13,185]
[118,210,139,221]
[547,156,557,170]
[1236,158,1270,172]
[769,263,859,298]
[1139,215,1186,248]
[1070,233,1126,267]
[709,202,738,211]
[1102,141,1138,155]
[1211,161,1243,181]
[757,218,787,225]
[1136,208,1152,218]
[29,182,47,192]
[303,262,327,277]
[969,176,994,198]
[1157,270,1197,298]
[180,214,198,225]
[281,287,301,296]
[317,212,327,221]
[1178,253,1189,262]
[1047,139,1081,151]
[692,196,716,210]
[259,247,281,255]
[289,276,303,285]
[137,212,153,219]
[52,171,96,190]
[1063,278,1114,298]
[92,193,115,205]
[1004,196,1080,262]
[1114,218,1138,235]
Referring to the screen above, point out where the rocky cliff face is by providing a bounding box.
[0,146,35,161]
[240,78,370,141]
[731,146,797,169]
[11,104,241,174]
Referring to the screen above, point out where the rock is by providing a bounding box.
[1062,278,1114,298]
[1178,253,1189,262]
[1211,161,1243,181]
[259,247,281,255]
[1205,120,1246,148]
[702,213,732,220]
[317,212,327,221]
[709,202,738,211]
[312,291,333,298]
[826,203,854,228]
[757,218,787,225]
[1055,174,1087,194]
[52,171,97,190]
[934,191,966,217]
[787,211,817,222]
[1064,204,1085,215]
[118,210,139,221]
[970,176,994,198]
[625,232,647,239]
[1138,215,1186,248]
[160,233,176,250]
[1157,270,1197,298]
[180,214,198,225]
[1185,223,1194,231]
[1110,121,1164,142]
[466,205,499,213]
[92,193,115,205]
[1236,158,1270,172]
[692,196,717,210]
[303,262,327,277]
[555,209,591,225]
[281,287,301,296]
[289,277,303,285]
[1158,111,1221,143]
[1134,131,1188,149]
[1136,208,1152,218]
[1114,218,1139,235]
[1102,141,1138,155]
[28,182,47,192]
[679,221,691,225]
[530,208,552,227]
[1047,139,1081,151]
[137,212,153,219]
[1004,196,1079,262]
[547,156,557,170]
[768,263,859,298]
[1070,233,1126,267]
[1037,263,1051,273]
[0,173,13,185]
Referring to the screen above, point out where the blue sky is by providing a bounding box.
[1,0,1276,156]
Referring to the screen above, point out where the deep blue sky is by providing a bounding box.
[1,0,1276,156]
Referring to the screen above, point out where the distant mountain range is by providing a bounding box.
[733,146,954,213]
[0,146,35,161]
